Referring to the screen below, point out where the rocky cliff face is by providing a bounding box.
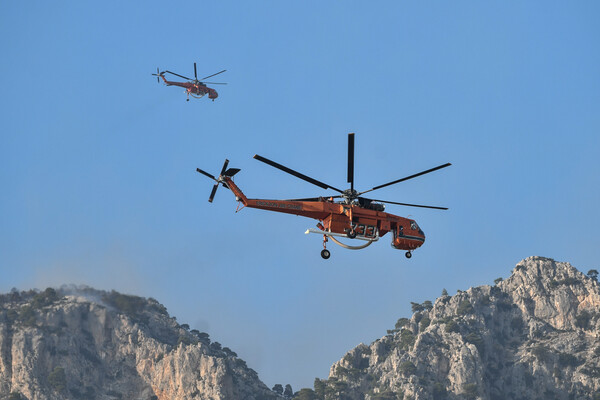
[315,257,600,400]
[0,287,280,400]
[3,257,599,400]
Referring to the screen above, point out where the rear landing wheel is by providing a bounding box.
[405,251,412,259]
[347,229,357,239]
[321,249,331,259]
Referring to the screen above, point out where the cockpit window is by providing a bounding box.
[410,221,418,230]
[394,225,404,238]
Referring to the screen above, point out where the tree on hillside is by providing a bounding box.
[410,302,424,313]
[587,269,598,281]
[284,384,293,398]
[272,384,283,395]
[422,300,433,311]
[294,388,317,400]
[395,318,409,330]
[313,378,325,399]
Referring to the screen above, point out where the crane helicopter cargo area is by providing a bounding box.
[196,133,451,260]
[152,63,226,101]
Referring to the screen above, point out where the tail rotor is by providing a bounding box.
[196,159,240,203]
[152,67,164,83]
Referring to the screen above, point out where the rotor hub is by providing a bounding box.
[342,189,359,203]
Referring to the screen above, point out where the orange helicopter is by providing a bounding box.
[152,63,226,101]
[196,133,450,259]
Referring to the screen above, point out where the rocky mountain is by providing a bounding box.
[299,257,600,400]
[0,286,281,400]
[2,257,599,400]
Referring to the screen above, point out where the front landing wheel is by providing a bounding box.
[321,249,331,259]
[405,251,412,259]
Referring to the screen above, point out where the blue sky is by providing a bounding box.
[1,1,599,391]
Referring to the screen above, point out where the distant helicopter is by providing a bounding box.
[196,133,451,259]
[152,63,226,101]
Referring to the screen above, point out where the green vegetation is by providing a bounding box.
[419,316,431,332]
[223,347,237,357]
[441,288,448,296]
[399,329,416,350]
[147,297,168,316]
[411,300,433,313]
[456,300,474,316]
[587,269,598,281]
[432,382,447,400]
[494,277,503,285]
[399,361,416,377]
[575,311,592,330]
[284,384,294,398]
[8,392,23,400]
[191,330,211,344]
[102,291,148,323]
[48,366,67,393]
[581,366,600,378]
[313,378,325,399]
[272,384,283,395]
[324,378,349,399]
[530,345,550,362]
[177,335,194,347]
[370,390,398,400]
[558,353,579,368]
[411,302,424,313]
[480,295,491,306]
[293,388,317,400]
[31,288,60,309]
[445,320,459,333]
[462,383,478,400]
[395,318,409,330]
[549,277,579,288]
[18,305,36,326]
[510,317,524,331]
[464,332,483,351]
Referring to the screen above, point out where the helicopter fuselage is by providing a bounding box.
[222,176,425,251]
[160,76,218,99]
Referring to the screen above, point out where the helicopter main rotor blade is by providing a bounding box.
[220,159,230,176]
[196,168,216,181]
[165,70,193,81]
[202,82,228,85]
[194,63,198,80]
[208,183,219,203]
[359,163,452,196]
[201,69,227,80]
[253,154,344,193]
[366,198,448,210]
[347,133,355,192]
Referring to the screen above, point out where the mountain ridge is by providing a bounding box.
[1,256,599,400]
[309,257,600,400]
[0,285,281,400]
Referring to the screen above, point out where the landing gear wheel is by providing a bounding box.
[321,249,331,259]
[347,229,357,239]
[405,251,412,259]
